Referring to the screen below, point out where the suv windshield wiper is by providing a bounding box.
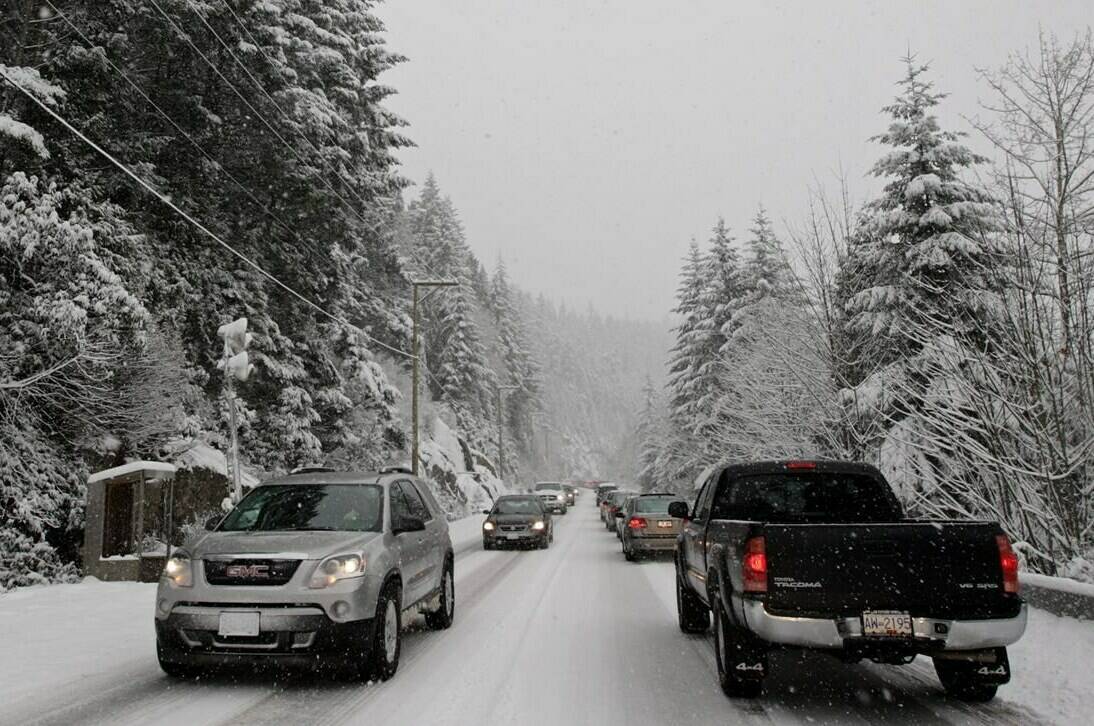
[266,526,338,531]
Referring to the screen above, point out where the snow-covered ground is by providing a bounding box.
[1,503,1090,725]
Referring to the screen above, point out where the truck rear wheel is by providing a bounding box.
[713,599,763,699]
[933,648,1008,703]
[675,566,709,634]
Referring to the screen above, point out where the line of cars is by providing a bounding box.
[480,481,579,550]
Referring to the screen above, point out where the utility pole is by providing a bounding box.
[410,279,457,476]
[495,384,519,481]
[217,317,254,504]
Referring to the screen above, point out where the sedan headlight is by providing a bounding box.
[483,521,495,531]
[309,553,366,589]
[163,551,193,588]
[531,520,546,531]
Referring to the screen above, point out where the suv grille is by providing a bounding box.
[204,559,300,586]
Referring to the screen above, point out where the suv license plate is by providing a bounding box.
[218,611,260,637]
[861,611,913,637]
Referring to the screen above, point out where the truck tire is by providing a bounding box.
[425,558,455,630]
[933,649,1007,702]
[712,599,763,699]
[675,566,710,633]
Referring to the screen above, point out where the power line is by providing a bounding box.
[145,0,380,233]
[0,66,415,362]
[43,0,300,242]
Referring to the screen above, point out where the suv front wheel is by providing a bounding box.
[368,581,402,681]
[425,559,455,630]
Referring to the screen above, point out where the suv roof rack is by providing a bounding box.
[290,466,336,474]
[379,465,413,475]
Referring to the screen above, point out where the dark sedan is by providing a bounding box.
[482,495,553,550]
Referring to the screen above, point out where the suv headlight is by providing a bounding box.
[531,520,546,531]
[483,521,495,531]
[163,550,193,588]
[309,553,366,589]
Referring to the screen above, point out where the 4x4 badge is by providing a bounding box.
[735,662,764,672]
[977,665,1007,676]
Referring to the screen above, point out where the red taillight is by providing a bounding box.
[627,517,647,530]
[786,460,817,470]
[742,536,767,593]
[996,534,1019,594]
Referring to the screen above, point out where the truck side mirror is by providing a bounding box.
[204,516,222,531]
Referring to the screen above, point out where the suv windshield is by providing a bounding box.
[218,484,384,532]
[534,483,561,491]
[493,498,543,515]
[712,473,902,523]
[634,496,675,513]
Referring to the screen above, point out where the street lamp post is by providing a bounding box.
[411,278,458,476]
[495,384,519,482]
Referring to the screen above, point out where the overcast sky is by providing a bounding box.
[375,0,1092,320]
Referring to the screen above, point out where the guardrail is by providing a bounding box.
[1020,572,1094,620]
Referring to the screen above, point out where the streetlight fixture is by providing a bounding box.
[411,278,458,476]
[495,384,519,481]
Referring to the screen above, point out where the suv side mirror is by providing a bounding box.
[667,501,689,519]
[204,516,222,531]
[394,516,426,535]
[482,509,492,515]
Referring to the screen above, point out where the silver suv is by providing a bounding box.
[154,469,454,681]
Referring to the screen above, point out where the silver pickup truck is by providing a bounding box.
[155,469,454,681]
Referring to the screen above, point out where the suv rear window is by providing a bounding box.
[711,473,901,523]
[634,496,675,513]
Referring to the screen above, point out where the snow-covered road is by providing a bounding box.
[2,502,1090,725]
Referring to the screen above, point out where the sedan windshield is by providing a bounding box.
[218,484,383,532]
[493,498,543,515]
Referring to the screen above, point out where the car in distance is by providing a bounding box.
[601,489,635,530]
[595,483,618,506]
[673,460,1027,701]
[619,493,683,560]
[155,470,454,682]
[561,484,577,507]
[482,495,553,550]
[613,493,639,540]
[534,482,568,514]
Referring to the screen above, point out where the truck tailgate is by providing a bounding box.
[762,522,1021,620]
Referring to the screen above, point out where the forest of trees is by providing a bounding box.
[637,38,1094,581]
[0,1,656,589]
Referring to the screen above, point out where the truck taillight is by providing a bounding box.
[996,534,1019,594]
[742,536,767,593]
[627,517,647,530]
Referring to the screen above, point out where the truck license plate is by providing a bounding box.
[218,611,260,637]
[861,611,913,637]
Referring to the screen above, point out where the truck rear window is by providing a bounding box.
[711,473,902,523]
